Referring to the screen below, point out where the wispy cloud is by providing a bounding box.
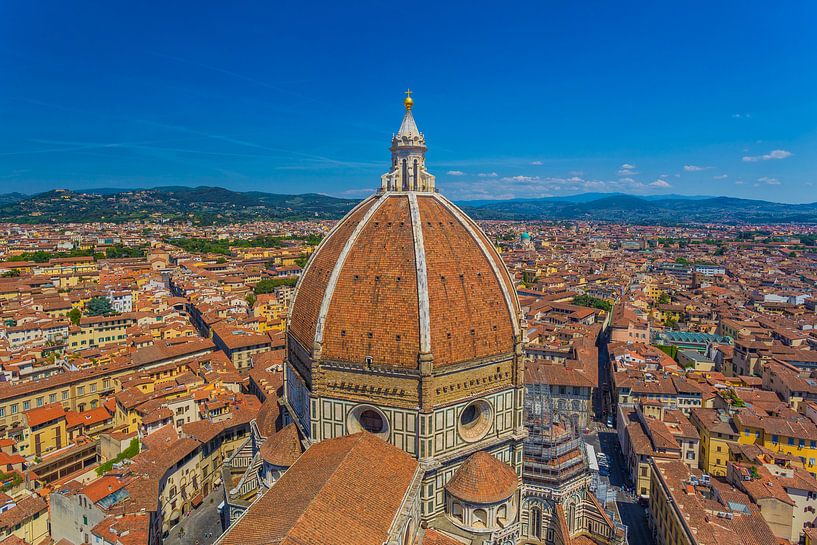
[758,176,781,185]
[742,149,792,162]
[336,187,374,196]
[446,170,466,176]
[530,160,543,166]
[713,174,728,180]
[732,113,752,119]
[617,163,637,176]
[443,171,678,200]
[683,165,709,172]
[477,172,498,178]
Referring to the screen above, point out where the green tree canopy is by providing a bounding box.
[254,276,298,295]
[67,307,82,325]
[85,296,115,317]
[572,294,612,312]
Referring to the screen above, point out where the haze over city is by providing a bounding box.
[1,1,816,202]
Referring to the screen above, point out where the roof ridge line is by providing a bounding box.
[281,433,369,541]
[433,194,520,336]
[287,194,375,330]
[408,192,431,356]
[313,194,389,352]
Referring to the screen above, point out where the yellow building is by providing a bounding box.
[734,410,817,474]
[0,494,49,544]
[689,408,738,476]
[69,313,137,349]
[22,404,68,457]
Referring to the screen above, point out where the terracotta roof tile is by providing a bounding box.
[221,432,418,545]
[259,424,304,467]
[445,450,518,504]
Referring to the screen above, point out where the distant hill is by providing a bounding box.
[459,194,817,224]
[1,187,815,224]
[0,192,28,206]
[0,186,358,224]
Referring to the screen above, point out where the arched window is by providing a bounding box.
[413,159,418,190]
[451,501,464,522]
[473,508,488,529]
[568,502,577,533]
[401,159,408,191]
[402,520,414,545]
[496,504,508,528]
[530,506,542,539]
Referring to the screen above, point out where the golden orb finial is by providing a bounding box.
[404,88,413,111]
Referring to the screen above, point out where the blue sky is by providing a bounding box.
[1,2,816,202]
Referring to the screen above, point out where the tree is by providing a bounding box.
[657,293,671,305]
[246,292,257,307]
[85,296,115,317]
[67,307,82,325]
[1,269,20,277]
[572,295,612,312]
[254,276,298,295]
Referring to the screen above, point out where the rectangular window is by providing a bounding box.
[36,397,43,407]
[789,437,795,446]
[11,404,17,415]
[23,401,30,411]
[78,387,85,395]
[62,391,69,400]
[0,408,5,417]
[90,384,96,393]
[772,435,779,444]
[49,394,56,403]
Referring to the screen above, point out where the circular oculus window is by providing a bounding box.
[347,405,390,438]
[458,400,493,442]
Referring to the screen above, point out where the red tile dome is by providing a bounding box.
[445,450,519,504]
[288,191,520,369]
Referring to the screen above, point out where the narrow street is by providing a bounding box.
[166,485,224,545]
[592,328,655,545]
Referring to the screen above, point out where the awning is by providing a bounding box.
[191,493,203,508]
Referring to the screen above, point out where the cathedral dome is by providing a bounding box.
[288,190,519,368]
[288,97,519,370]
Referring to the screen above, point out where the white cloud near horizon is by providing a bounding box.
[650,179,672,188]
[742,149,792,162]
[446,170,466,176]
[683,165,709,172]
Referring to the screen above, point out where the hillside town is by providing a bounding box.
[0,216,815,545]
